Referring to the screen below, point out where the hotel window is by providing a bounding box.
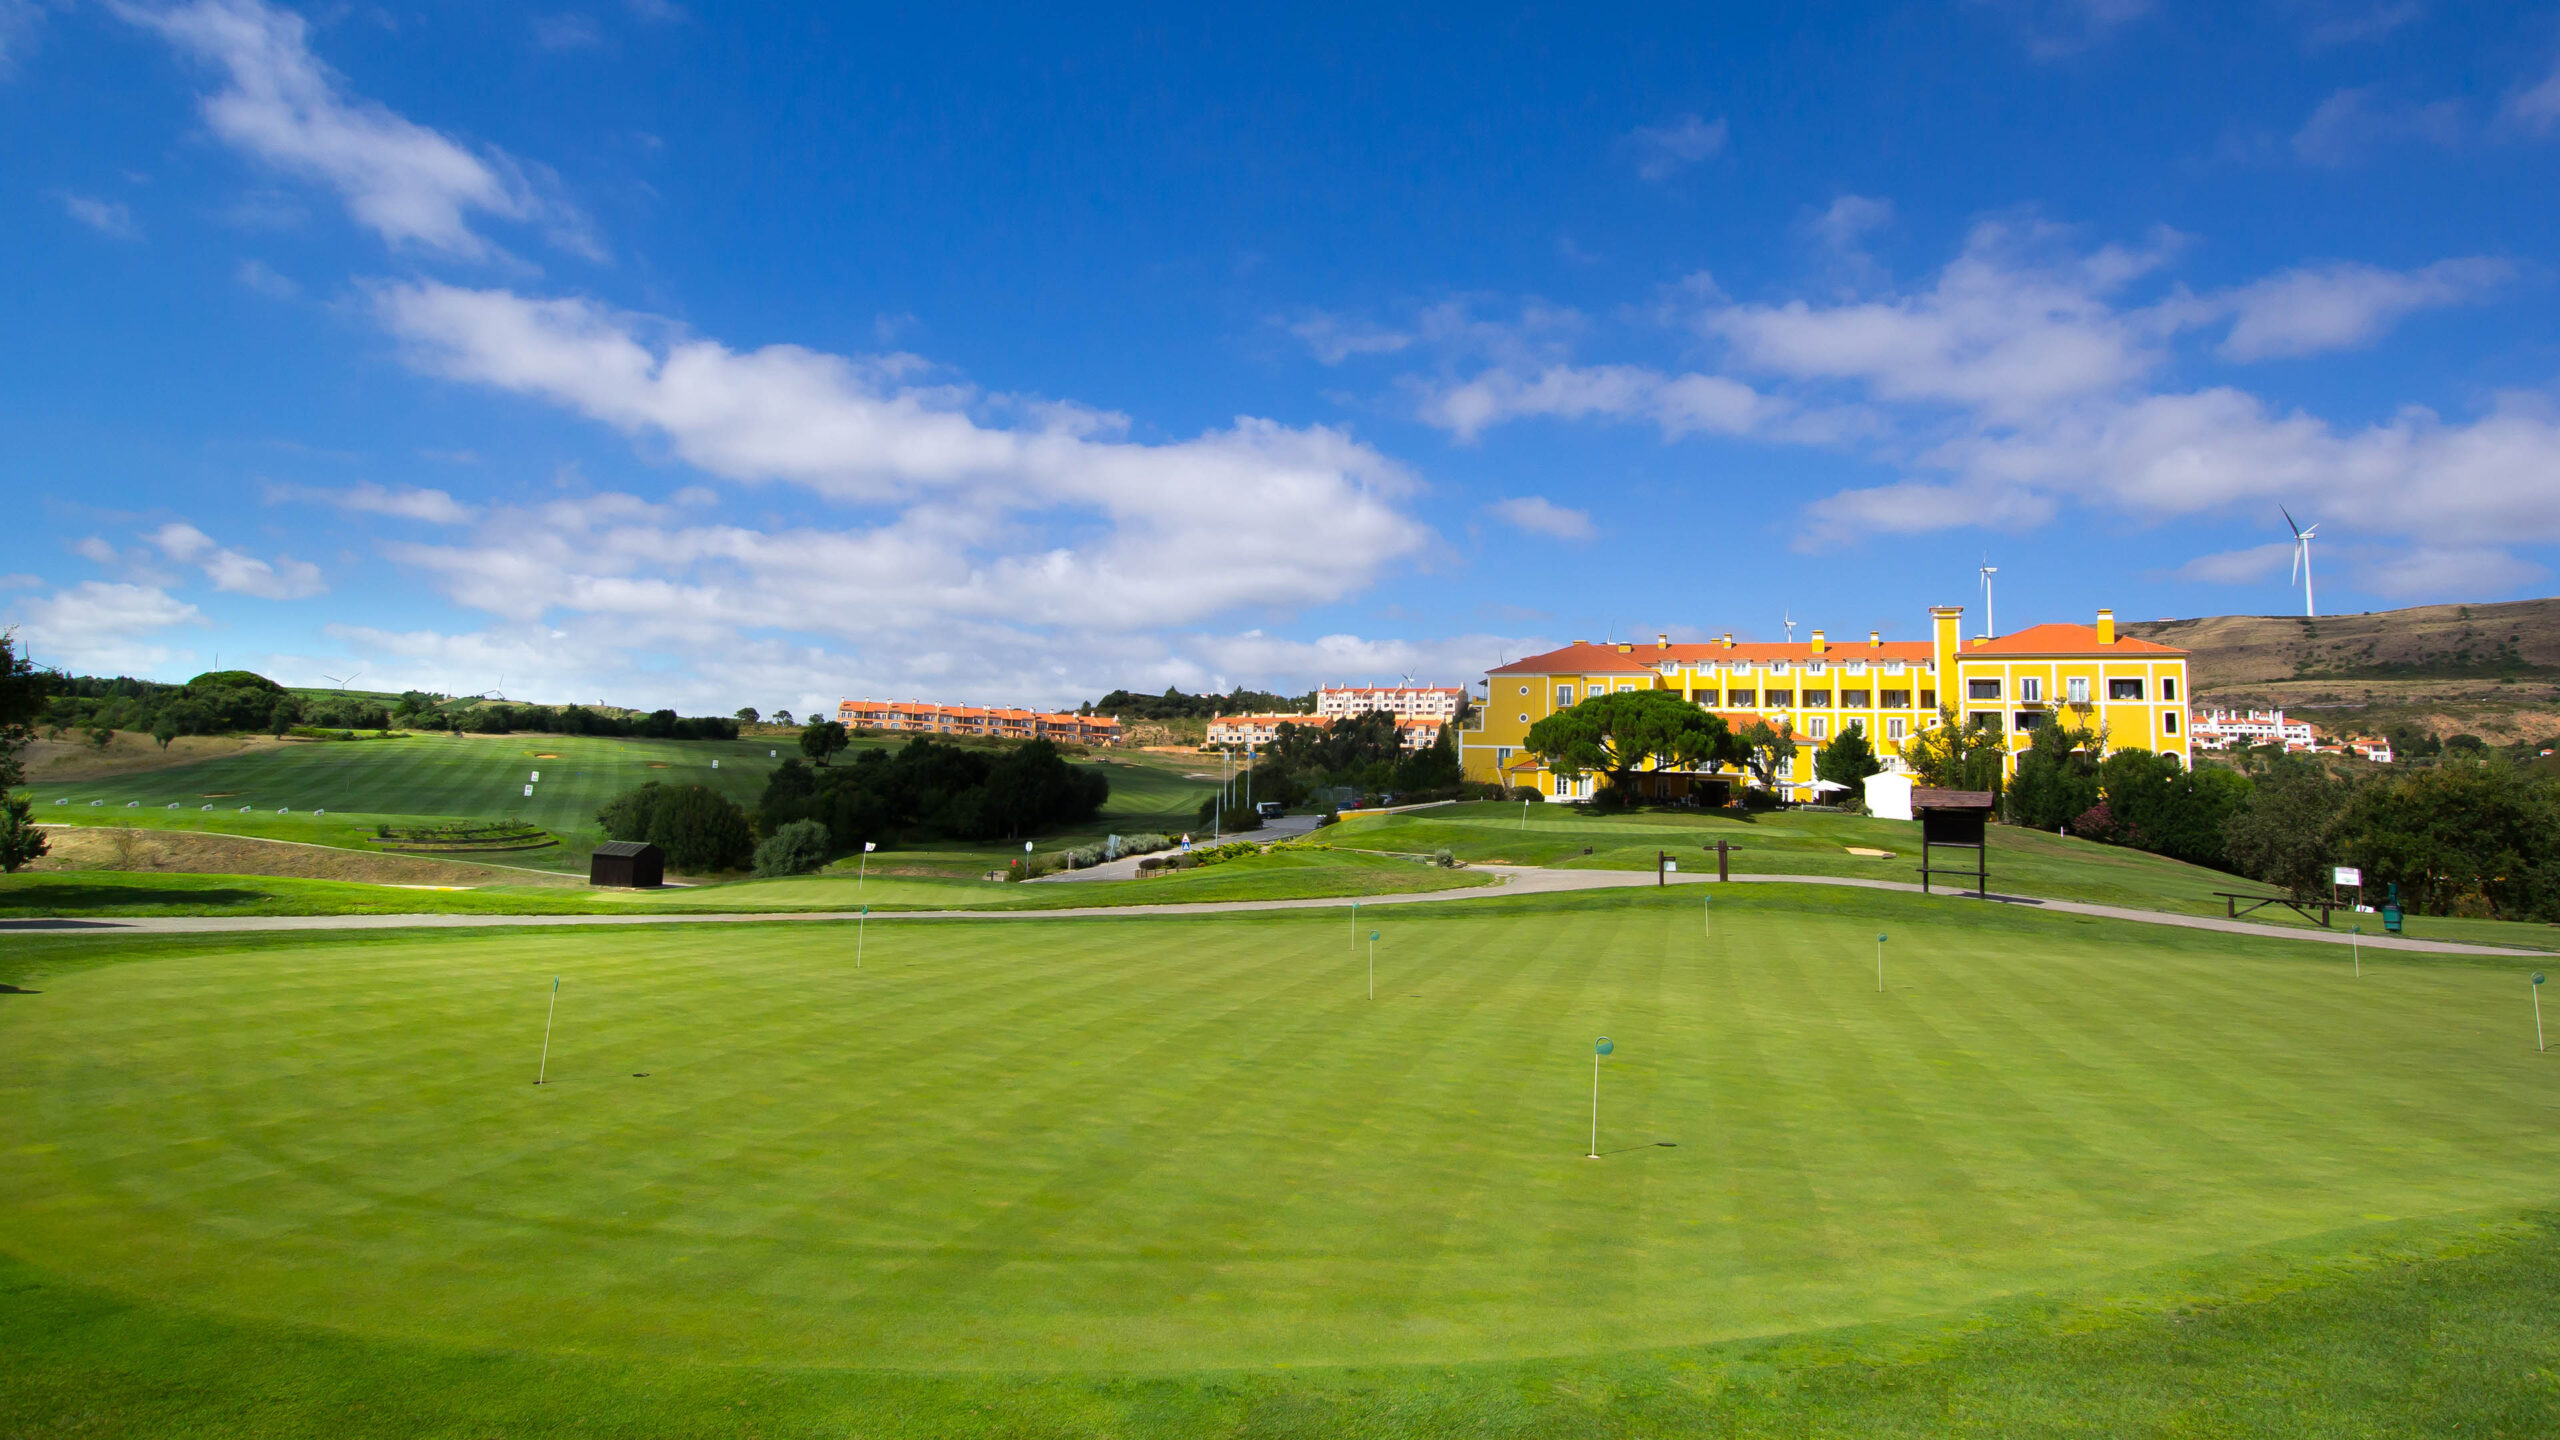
[1765,689,1795,708]
[1556,685,1574,706]
[1728,690,1757,708]
[1841,689,1871,708]
[1884,660,1906,674]
[2013,711,2041,732]
[2020,677,2042,702]
[2067,676,2090,704]
[1803,690,1833,708]
[1808,659,1827,675]
[2162,677,2178,701]
[1967,678,2001,700]
[1809,717,1828,739]
[1518,714,1527,723]
[1880,689,1911,709]
[2163,711,2180,735]
[1496,747,1513,764]
[1887,717,1907,741]
[1769,659,1790,675]
[1921,688,1938,709]
[1967,710,2001,732]
[1846,659,1867,675]
[2108,678,2145,701]
[1694,691,1721,708]
[1518,685,1529,696]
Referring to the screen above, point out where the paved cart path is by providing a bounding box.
[3,867,2545,957]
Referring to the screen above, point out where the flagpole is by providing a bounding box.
[1589,1048,1599,1158]
[536,976,559,1085]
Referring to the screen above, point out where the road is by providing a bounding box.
[4,867,2544,957]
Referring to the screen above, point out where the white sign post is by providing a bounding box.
[1588,1037,1612,1159]
[535,977,560,1085]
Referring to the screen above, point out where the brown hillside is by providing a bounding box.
[2123,598,2560,743]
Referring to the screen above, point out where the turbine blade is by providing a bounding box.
[2291,544,2302,583]
[2281,504,2300,536]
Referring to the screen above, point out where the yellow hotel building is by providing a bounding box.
[1461,606,2190,802]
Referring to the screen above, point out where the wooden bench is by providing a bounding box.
[2212,891,2342,928]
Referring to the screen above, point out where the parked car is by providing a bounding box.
[1255,801,1285,819]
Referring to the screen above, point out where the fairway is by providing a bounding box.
[3,889,2552,1379]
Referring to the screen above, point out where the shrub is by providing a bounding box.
[1740,787,1782,812]
[1433,847,1456,868]
[601,781,755,873]
[752,819,832,878]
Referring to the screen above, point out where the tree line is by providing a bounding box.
[36,670,737,744]
[1084,685,1315,720]
[1909,710,2560,921]
[596,736,1112,875]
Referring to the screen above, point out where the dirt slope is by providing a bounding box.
[30,826,583,887]
[2124,598,2560,741]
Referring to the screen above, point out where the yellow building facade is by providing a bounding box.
[1460,606,2190,801]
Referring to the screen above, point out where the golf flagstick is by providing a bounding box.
[1588,1037,1612,1158]
[1877,932,1887,992]
[536,976,559,1085]
[2535,973,2547,1052]
[1367,930,1379,999]
[2351,924,2360,978]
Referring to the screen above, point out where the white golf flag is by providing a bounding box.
[864,841,877,852]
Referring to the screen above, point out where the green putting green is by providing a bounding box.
[3,887,2552,1385]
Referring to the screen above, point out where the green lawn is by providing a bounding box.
[2,887,2555,1434]
[1339,802,2560,951]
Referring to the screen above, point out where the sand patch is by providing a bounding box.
[30,826,580,887]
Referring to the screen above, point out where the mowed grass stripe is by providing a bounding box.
[5,894,2558,1373]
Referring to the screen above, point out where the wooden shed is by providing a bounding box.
[589,840,664,888]
[1911,788,1995,895]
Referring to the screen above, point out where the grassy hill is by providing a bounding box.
[22,729,1221,878]
[2124,597,2560,743]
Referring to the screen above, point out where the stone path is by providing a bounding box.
[4,867,2545,957]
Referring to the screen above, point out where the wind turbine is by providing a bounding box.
[1978,557,1998,639]
[1782,609,1797,644]
[2283,507,2319,617]
[319,670,361,692]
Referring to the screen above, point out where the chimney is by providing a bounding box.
[1722,632,1735,648]
[2096,608,2116,646]
[1869,630,1881,647]
[1810,628,1827,654]
[1657,632,1669,648]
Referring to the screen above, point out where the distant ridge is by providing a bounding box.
[2122,597,2560,741]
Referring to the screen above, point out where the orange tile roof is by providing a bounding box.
[1962,623,2186,656]
[1489,639,1933,675]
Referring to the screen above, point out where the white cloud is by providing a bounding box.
[2507,53,2560,134]
[116,0,598,260]
[531,13,602,50]
[2172,542,2296,585]
[62,193,141,240]
[234,257,298,297]
[1809,194,1894,258]
[7,581,203,675]
[1628,114,1727,180]
[2306,2,2422,48]
[1489,496,1596,542]
[0,0,41,74]
[2216,257,2509,360]
[1416,362,1780,443]
[2359,545,2547,598]
[1978,0,2154,58]
[1284,311,1414,364]
[145,520,326,599]
[270,480,480,525]
[1708,219,2186,421]
[2292,86,2462,166]
[371,281,1430,628]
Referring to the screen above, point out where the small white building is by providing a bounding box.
[1863,771,1915,821]
[1317,684,1465,721]
[2188,706,2316,752]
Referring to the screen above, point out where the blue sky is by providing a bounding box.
[5,0,2559,714]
